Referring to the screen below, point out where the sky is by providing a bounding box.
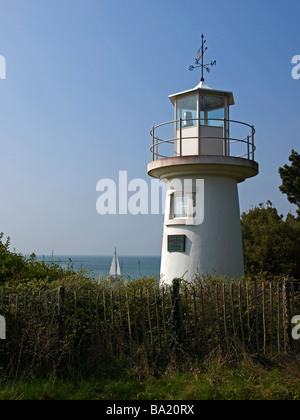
[0,0,299,257]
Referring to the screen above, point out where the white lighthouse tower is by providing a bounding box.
[148,36,259,284]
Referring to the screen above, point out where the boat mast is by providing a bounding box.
[115,247,117,277]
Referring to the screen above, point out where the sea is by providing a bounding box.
[36,255,161,280]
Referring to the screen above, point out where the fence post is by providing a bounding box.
[24,292,27,316]
[171,279,181,349]
[216,284,221,344]
[282,282,287,354]
[154,289,161,347]
[246,282,251,346]
[223,284,229,354]
[125,288,132,341]
[291,282,295,319]
[58,287,65,317]
[207,286,214,340]
[254,282,259,353]
[140,288,147,348]
[147,289,153,345]
[161,288,167,345]
[238,283,245,353]
[231,284,237,349]
[200,285,205,340]
[277,283,281,353]
[270,282,274,356]
[118,290,124,332]
[58,287,65,340]
[262,282,266,355]
[286,282,293,351]
[133,290,139,344]
[15,295,19,320]
[193,287,199,354]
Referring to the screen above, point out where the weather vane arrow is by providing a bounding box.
[189,34,216,82]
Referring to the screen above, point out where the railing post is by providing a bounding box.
[152,127,155,161]
[252,126,255,161]
[179,118,182,157]
[247,135,250,160]
[58,287,65,340]
[223,118,227,156]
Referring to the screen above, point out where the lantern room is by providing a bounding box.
[169,81,234,157]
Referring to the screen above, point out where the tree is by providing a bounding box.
[0,234,26,283]
[241,202,300,278]
[0,232,76,284]
[279,150,300,218]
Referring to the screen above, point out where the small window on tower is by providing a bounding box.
[172,192,196,219]
[176,95,197,129]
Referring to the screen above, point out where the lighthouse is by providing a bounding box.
[148,36,259,284]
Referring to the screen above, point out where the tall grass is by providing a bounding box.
[0,355,299,400]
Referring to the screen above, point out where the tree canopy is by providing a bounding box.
[279,150,300,218]
[241,202,300,278]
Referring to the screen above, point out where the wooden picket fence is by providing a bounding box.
[0,280,299,377]
[1,280,299,353]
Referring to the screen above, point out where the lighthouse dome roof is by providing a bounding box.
[169,83,234,106]
[196,80,212,89]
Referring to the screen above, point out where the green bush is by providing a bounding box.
[241,202,300,277]
[0,233,77,285]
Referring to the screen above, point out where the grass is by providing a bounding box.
[0,356,299,400]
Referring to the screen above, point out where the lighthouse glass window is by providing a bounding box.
[173,193,196,219]
[200,95,225,127]
[176,95,197,129]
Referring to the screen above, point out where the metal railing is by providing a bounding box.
[150,118,256,162]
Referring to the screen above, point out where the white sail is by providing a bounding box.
[109,248,121,277]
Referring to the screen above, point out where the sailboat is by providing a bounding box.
[109,247,122,280]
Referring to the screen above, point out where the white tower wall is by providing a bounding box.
[160,175,244,284]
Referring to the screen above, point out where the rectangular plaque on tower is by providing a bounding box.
[167,235,186,253]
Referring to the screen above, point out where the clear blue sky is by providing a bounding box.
[0,0,299,256]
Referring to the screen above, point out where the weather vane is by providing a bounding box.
[189,34,216,82]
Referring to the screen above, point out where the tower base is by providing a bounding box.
[148,155,259,284]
